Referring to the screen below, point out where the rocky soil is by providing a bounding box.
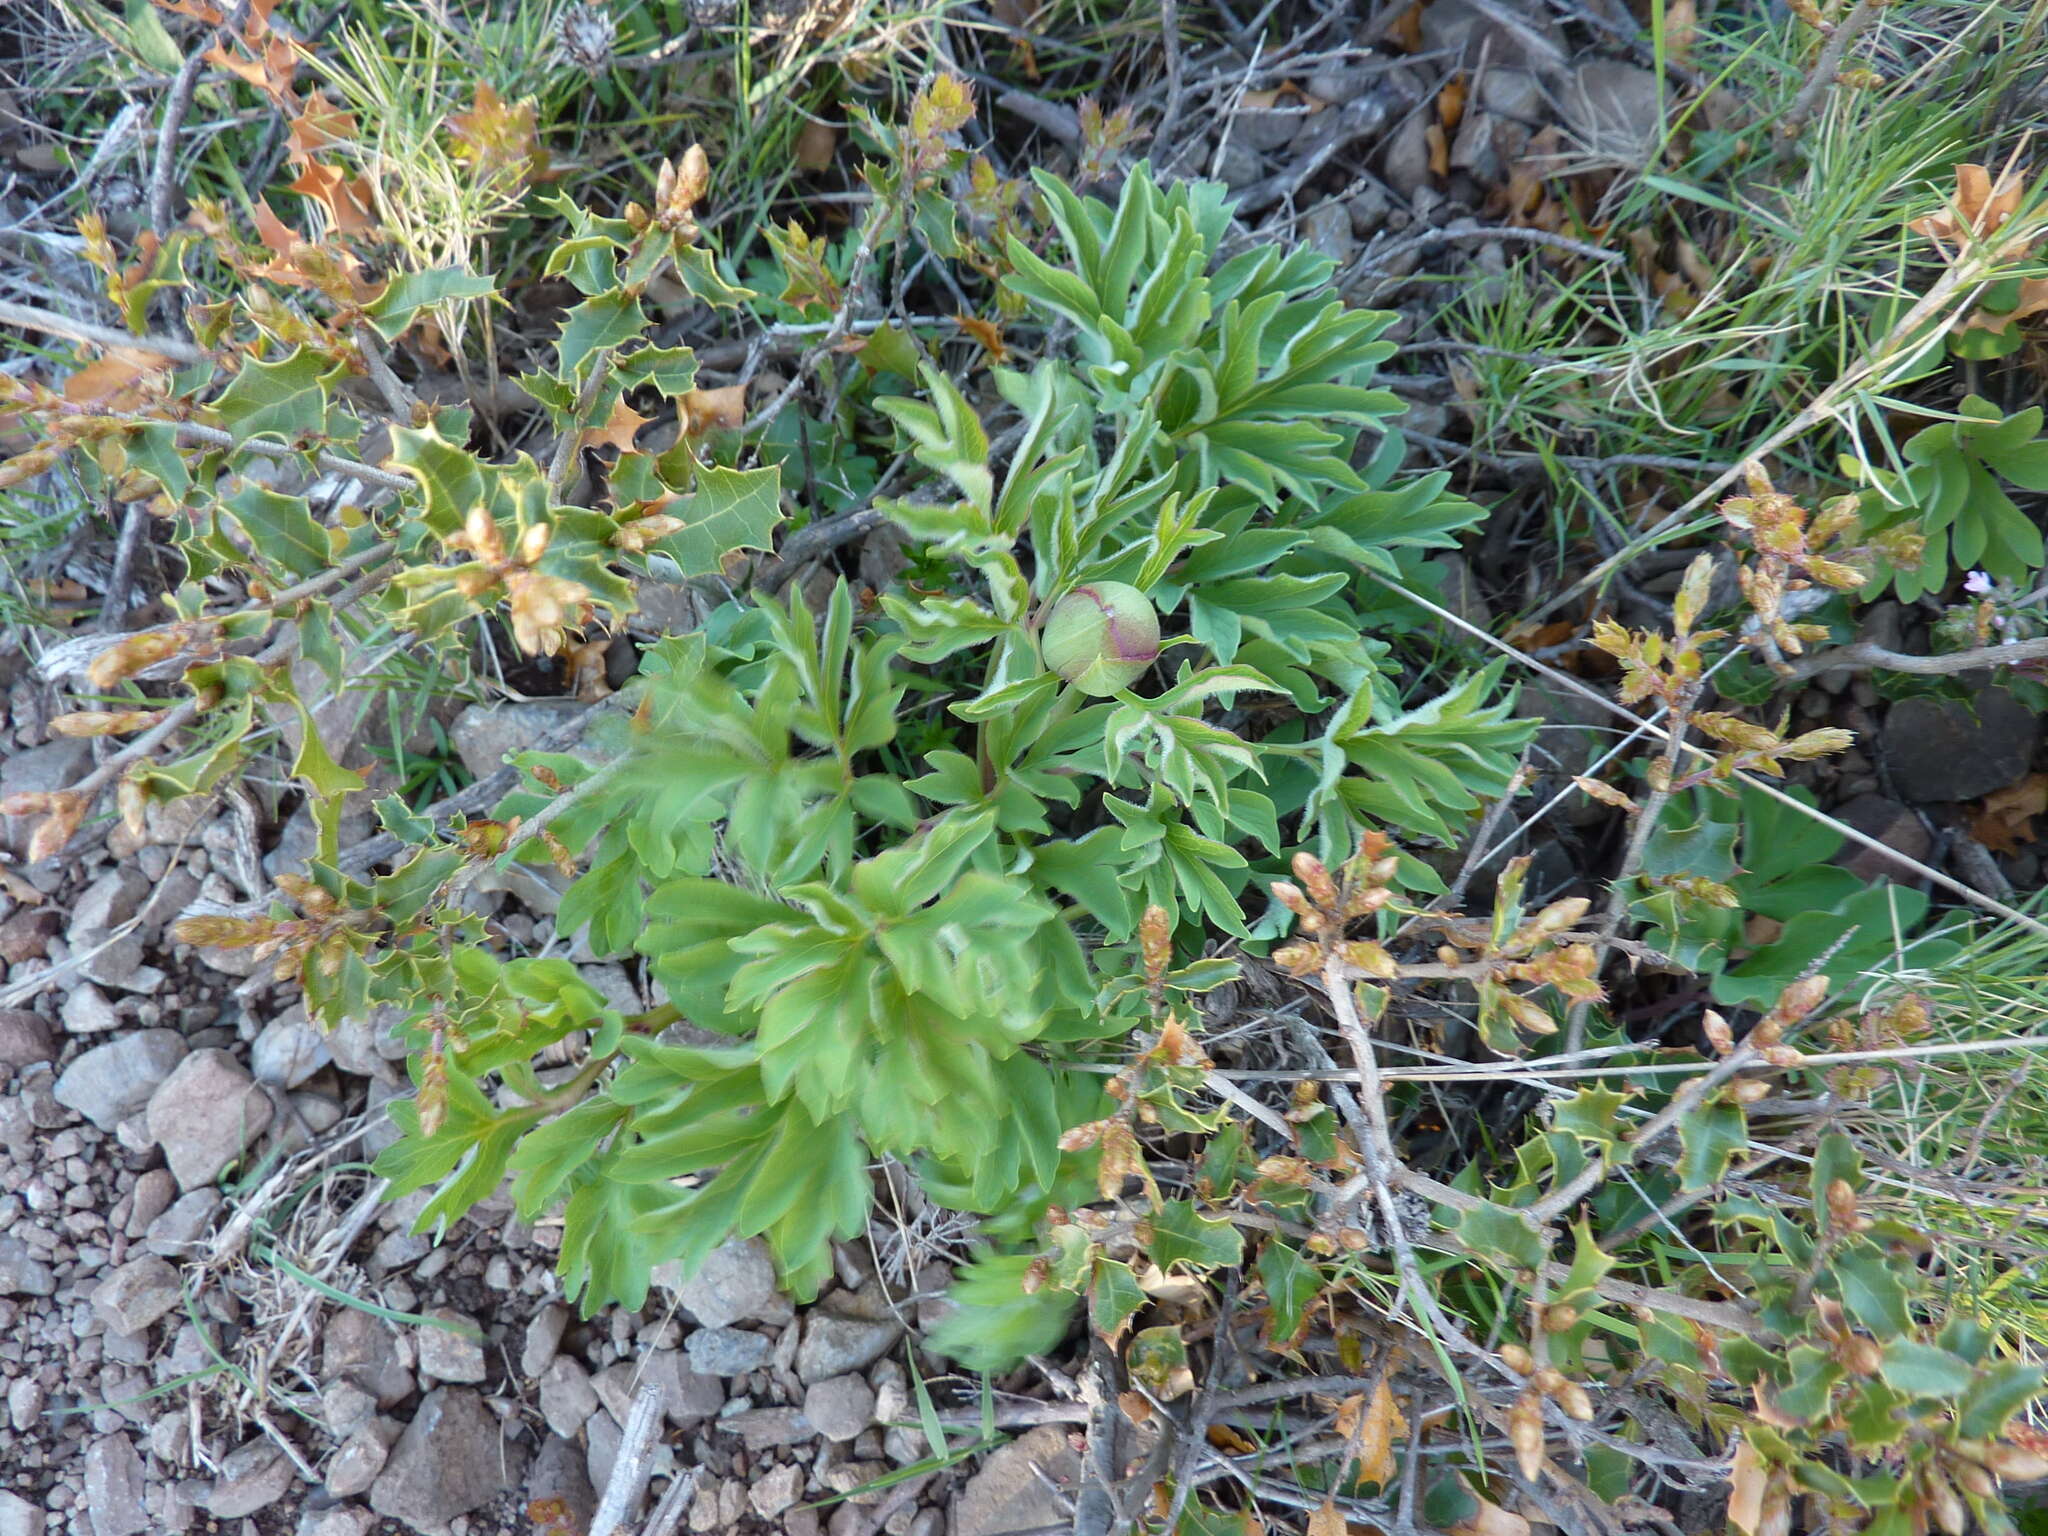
[0,691,1087,1536]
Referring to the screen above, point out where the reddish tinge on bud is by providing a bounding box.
[1041,582,1160,695]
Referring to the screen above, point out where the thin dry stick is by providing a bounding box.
[150,0,251,235]
[146,417,416,493]
[353,324,422,420]
[1779,0,1887,145]
[637,1466,701,1536]
[100,502,152,632]
[0,299,208,363]
[742,194,892,439]
[591,1382,665,1536]
[1777,632,2048,681]
[1360,566,2048,942]
[548,351,616,497]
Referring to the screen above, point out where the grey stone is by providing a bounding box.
[298,1509,374,1536]
[53,1030,186,1130]
[521,1303,568,1378]
[1831,793,1933,883]
[449,701,587,781]
[324,1424,391,1499]
[527,1435,596,1536]
[1347,185,1391,239]
[8,1375,44,1432]
[204,1437,294,1518]
[673,1237,781,1328]
[750,1462,804,1520]
[144,1188,221,1257]
[585,1407,622,1492]
[323,1309,415,1408]
[69,868,147,940]
[416,1309,487,1384]
[641,1348,724,1428]
[1562,60,1662,168]
[684,1325,771,1377]
[1211,137,1262,191]
[0,1236,56,1296]
[1380,111,1432,198]
[321,1379,377,1440]
[951,1425,1082,1536]
[725,1406,818,1452]
[369,1388,520,1533]
[539,1356,599,1439]
[1233,103,1309,153]
[83,1432,150,1536]
[822,1461,892,1504]
[324,1003,406,1081]
[796,1312,903,1383]
[148,1410,190,1463]
[125,1167,175,1236]
[146,1047,274,1189]
[1298,202,1355,265]
[0,739,91,857]
[251,1009,332,1088]
[0,1491,44,1536]
[91,1255,183,1334]
[1479,66,1546,121]
[803,1374,876,1442]
[0,1008,55,1065]
[1884,687,2040,804]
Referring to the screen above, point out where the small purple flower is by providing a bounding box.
[1993,613,2009,631]
[1964,570,1993,596]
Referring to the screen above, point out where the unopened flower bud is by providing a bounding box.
[1041,582,1160,695]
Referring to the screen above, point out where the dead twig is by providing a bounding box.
[1775,633,2048,681]
[150,0,252,236]
[591,1382,665,1536]
[1779,0,1887,146]
[0,299,208,364]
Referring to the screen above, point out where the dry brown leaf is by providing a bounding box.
[287,91,358,163]
[446,83,545,186]
[252,198,305,261]
[682,384,747,435]
[1307,1497,1349,1536]
[63,347,175,410]
[1438,73,1468,132]
[954,313,1010,366]
[1206,1424,1257,1455]
[1970,772,2048,854]
[581,395,649,454]
[1335,1379,1408,1489]
[1958,275,2048,337]
[205,33,299,108]
[1910,163,2032,257]
[1448,1495,1531,1536]
[1726,1438,1767,1535]
[1426,121,1451,179]
[795,119,837,173]
[1388,1,1424,53]
[1665,0,1698,66]
[286,160,378,235]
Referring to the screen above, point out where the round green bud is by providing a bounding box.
[1041,581,1160,695]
